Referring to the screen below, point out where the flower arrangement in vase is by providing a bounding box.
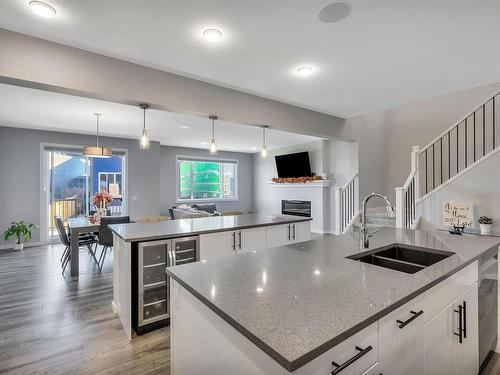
[92,189,113,220]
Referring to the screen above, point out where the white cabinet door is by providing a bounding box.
[199,231,236,261]
[455,284,479,375]
[291,221,311,243]
[379,295,425,375]
[238,227,267,253]
[424,283,479,375]
[424,303,455,375]
[267,224,292,248]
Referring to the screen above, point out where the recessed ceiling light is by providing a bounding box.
[179,125,190,129]
[297,66,313,77]
[29,1,56,18]
[203,28,223,43]
[251,147,257,151]
[199,141,208,145]
[256,287,264,293]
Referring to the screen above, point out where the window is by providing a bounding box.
[177,158,237,201]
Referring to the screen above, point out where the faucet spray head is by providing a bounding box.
[386,204,395,218]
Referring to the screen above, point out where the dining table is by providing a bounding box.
[67,217,100,278]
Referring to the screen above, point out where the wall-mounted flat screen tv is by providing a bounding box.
[275,152,312,178]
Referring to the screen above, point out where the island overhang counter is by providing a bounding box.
[108,213,312,339]
[166,228,500,374]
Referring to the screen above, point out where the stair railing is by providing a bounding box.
[396,90,500,228]
[395,146,420,229]
[334,174,359,235]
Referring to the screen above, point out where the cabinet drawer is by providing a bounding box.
[143,264,167,286]
[424,261,478,321]
[143,300,167,322]
[296,322,378,375]
[142,243,167,266]
[143,284,167,305]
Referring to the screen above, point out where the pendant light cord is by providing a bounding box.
[143,107,146,131]
[94,113,102,147]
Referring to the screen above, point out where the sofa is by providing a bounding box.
[170,203,219,220]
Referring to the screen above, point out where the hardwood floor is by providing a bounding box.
[0,243,169,374]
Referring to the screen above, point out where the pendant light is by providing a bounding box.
[83,113,112,158]
[209,114,218,154]
[139,103,150,150]
[260,125,269,159]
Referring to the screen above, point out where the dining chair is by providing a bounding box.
[54,216,97,274]
[96,216,130,271]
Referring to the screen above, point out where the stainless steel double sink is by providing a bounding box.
[347,244,454,274]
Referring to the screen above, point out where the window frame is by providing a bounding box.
[175,155,239,203]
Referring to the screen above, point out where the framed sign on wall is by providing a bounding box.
[442,201,474,234]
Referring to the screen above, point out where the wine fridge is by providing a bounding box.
[137,236,199,328]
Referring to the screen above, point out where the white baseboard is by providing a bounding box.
[0,241,43,251]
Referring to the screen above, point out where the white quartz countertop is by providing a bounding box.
[166,228,500,372]
[109,213,311,242]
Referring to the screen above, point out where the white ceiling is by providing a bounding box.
[0,1,500,117]
[0,83,321,152]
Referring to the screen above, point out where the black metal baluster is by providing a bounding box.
[473,111,476,162]
[456,125,459,174]
[493,96,496,150]
[464,119,468,168]
[425,149,428,194]
[448,131,451,179]
[432,143,435,190]
[405,190,409,228]
[483,104,486,156]
[440,137,443,184]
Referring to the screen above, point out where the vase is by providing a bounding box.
[13,243,24,251]
[479,224,492,234]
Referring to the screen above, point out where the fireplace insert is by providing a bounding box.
[281,200,311,217]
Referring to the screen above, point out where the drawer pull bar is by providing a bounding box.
[396,310,424,329]
[331,345,372,374]
[462,301,467,339]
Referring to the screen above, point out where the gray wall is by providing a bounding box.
[159,146,253,215]
[0,126,161,246]
[343,81,500,203]
[0,29,345,139]
[417,150,500,232]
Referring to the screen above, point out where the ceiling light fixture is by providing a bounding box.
[179,125,190,129]
[297,66,313,77]
[29,1,56,18]
[83,113,112,158]
[203,28,223,43]
[208,114,218,154]
[139,103,150,150]
[260,125,269,159]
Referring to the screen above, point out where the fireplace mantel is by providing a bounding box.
[268,180,332,188]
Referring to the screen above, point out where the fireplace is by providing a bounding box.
[281,200,311,217]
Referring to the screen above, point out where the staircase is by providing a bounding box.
[396,90,500,229]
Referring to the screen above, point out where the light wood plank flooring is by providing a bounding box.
[0,243,169,374]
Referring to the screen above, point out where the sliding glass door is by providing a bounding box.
[43,147,126,241]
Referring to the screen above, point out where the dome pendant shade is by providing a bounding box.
[83,113,112,158]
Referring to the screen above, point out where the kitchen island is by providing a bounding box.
[166,228,500,374]
[109,213,312,339]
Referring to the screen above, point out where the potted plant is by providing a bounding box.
[478,216,493,234]
[3,221,39,250]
